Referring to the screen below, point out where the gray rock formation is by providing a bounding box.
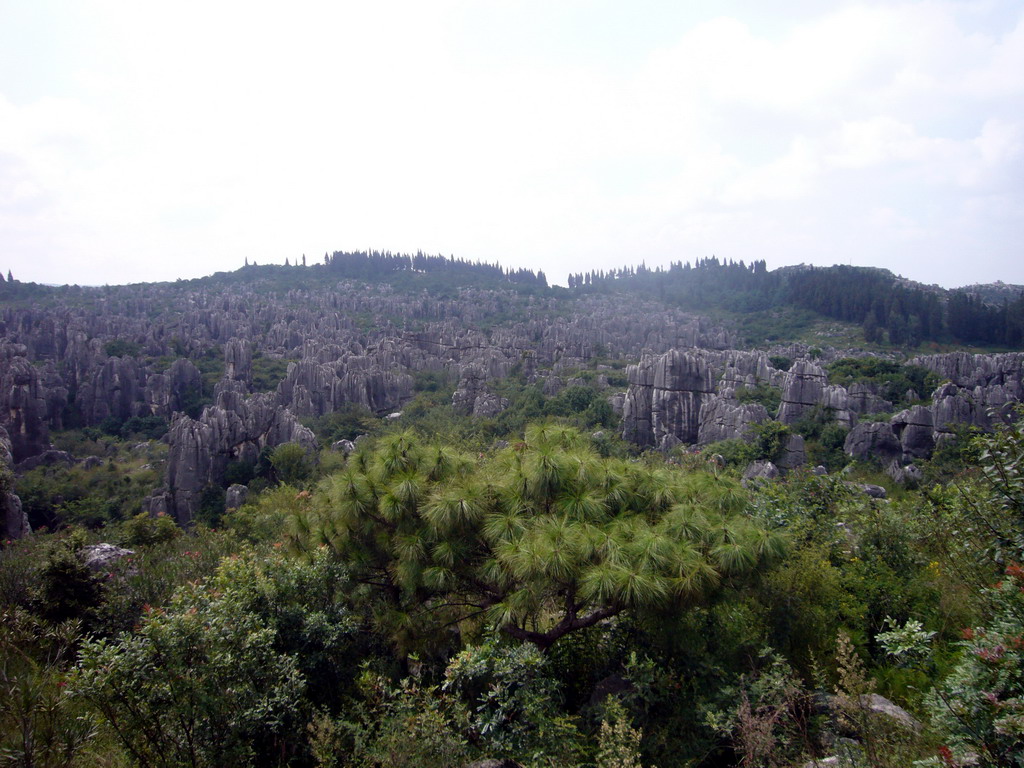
[225,484,249,511]
[777,360,828,424]
[742,460,780,484]
[1,426,30,540]
[224,338,252,384]
[0,349,51,461]
[82,543,134,571]
[697,395,768,445]
[891,405,934,460]
[622,350,714,447]
[145,359,202,417]
[843,421,902,465]
[776,433,807,471]
[160,389,317,525]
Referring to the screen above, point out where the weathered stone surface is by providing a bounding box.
[224,338,252,384]
[887,462,923,486]
[1,426,30,540]
[911,351,1024,395]
[78,356,147,425]
[742,460,780,484]
[82,543,134,571]
[847,382,892,417]
[145,358,202,417]
[225,484,249,511]
[843,422,902,464]
[892,405,934,460]
[277,357,414,417]
[452,365,508,417]
[697,395,768,446]
[163,391,317,526]
[623,350,714,447]
[776,433,807,470]
[0,350,50,461]
[15,449,75,472]
[854,483,887,499]
[777,359,828,424]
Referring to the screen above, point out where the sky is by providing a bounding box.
[0,0,1022,289]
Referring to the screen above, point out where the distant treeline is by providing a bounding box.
[320,250,547,288]
[569,258,1024,347]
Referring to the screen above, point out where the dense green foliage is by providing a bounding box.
[570,258,1024,348]
[4,413,1024,766]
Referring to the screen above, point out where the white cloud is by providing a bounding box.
[0,0,1021,287]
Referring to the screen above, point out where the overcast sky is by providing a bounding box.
[1,1,1021,289]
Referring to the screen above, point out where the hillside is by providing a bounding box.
[2,252,1024,767]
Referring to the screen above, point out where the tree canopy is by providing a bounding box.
[287,425,785,651]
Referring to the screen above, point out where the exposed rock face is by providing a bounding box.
[82,543,134,571]
[276,357,414,417]
[0,350,50,461]
[777,360,828,424]
[1,427,30,540]
[743,460,780,484]
[160,389,317,526]
[77,356,146,425]
[452,364,510,418]
[843,421,902,465]
[225,484,249,511]
[911,351,1024,394]
[892,405,934,460]
[697,395,768,446]
[847,382,892,416]
[15,450,75,472]
[224,338,252,384]
[776,433,807,471]
[623,350,714,448]
[144,359,202,417]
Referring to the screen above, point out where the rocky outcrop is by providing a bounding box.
[0,349,51,461]
[452,365,509,418]
[82,543,134,571]
[77,356,146,425]
[0,426,31,540]
[276,357,414,417]
[225,484,249,511]
[224,338,252,384]
[160,389,317,526]
[911,351,1024,394]
[777,360,828,424]
[847,382,892,416]
[843,421,902,465]
[891,405,934,460]
[623,350,714,448]
[776,433,807,471]
[697,395,768,445]
[144,359,202,417]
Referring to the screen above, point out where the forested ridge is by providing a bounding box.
[2,252,1024,767]
[569,258,1024,348]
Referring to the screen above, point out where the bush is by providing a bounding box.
[75,548,358,767]
[120,512,180,548]
[269,442,314,485]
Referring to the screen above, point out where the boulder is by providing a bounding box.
[225,484,249,511]
[743,460,780,484]
[82,543,134,571]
